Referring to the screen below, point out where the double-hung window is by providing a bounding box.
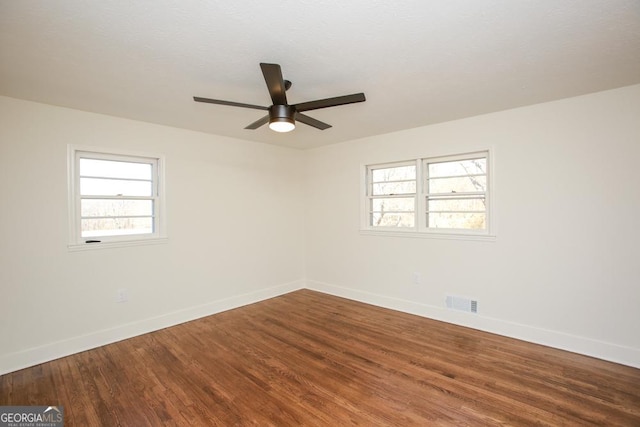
[424,153,487,230]
[68,147,166,248]
[367,162,417,228]
[364,151,491,237]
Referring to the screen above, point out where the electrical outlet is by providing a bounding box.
[412,272,422,285]
[116,289,128,303]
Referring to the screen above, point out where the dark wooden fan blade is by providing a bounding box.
[294,93,366,112]
[244,115,270,130]
[193,96,268,111]
[260,63,288,105]
[296,113,332,130]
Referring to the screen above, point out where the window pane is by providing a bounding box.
[81,199,153,217]
[80,178,152,196]
[427,212,486,229]
[372,165,415,182]
[428,176,486,194]
[81,217,153,237]
[372,181,416,196]
[372,197,415,212]
[80,158,152,180]
[371,212,415,228]
[428,198,486,212]
[428,158,486,178]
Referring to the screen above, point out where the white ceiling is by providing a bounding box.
[1,1,639,150]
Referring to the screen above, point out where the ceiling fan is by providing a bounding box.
[194,63,366,133]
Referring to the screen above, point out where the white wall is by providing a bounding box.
[305,84,640,368]
[2,85,639,374]
[0,96,306,374]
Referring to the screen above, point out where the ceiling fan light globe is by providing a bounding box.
[269,118,295,133]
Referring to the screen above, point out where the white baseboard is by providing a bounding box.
[306,280,640,369]
[3,279,638,375]
[0,280,304,376]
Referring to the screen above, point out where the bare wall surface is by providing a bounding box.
[304,84,640,367]
[0,97,305,374]
[1,84,639,373]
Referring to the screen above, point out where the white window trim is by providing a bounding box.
[360,150,496,242]
[365,159,418,231]
[67,145,167,251]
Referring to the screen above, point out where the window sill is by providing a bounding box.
[359,229,496,242]
[68,237,168,252]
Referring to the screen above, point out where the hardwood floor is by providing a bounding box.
[2,290,639,426]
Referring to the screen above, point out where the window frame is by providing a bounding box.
[366,160,418,231]
[361,150,495,241]
[68,145,167,250]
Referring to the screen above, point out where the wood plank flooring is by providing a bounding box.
[2,289,639,426]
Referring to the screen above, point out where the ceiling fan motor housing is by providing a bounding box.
[269,104,296,125]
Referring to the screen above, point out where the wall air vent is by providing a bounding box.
[446,295,478,314]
